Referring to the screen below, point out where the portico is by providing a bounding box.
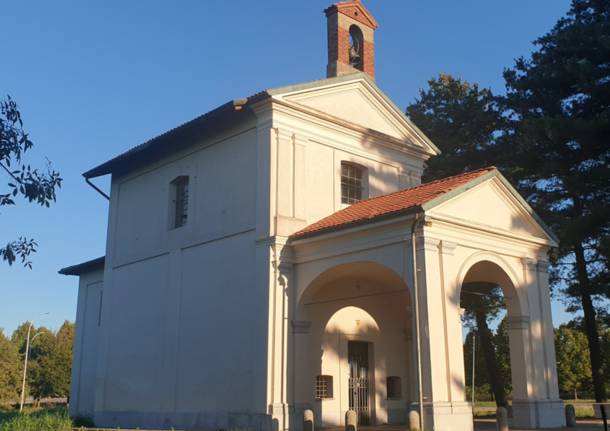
[265,168,565,431]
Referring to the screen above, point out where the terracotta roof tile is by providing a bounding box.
[292,166,497,239]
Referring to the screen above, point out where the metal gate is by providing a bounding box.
[348,341,370,425]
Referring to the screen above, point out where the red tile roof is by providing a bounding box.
[292,166,497,239]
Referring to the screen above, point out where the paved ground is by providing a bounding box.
[474,418,605,430]
[322,420,607,430]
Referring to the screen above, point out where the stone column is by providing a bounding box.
[510,258,564,428]
[413,235,473,431]
[533,260,565,427]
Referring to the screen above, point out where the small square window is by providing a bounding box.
[171,176,189,229]
[341,162,365,204]
[315,375,333,400]
[386,376,402,399]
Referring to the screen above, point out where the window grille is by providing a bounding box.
[386,376,402,399]
[315,375,333,400]
[341,162,364,204]
[171,176,189,228]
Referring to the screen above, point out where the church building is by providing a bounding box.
[60,2,565,430]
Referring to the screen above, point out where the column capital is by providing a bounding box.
[520,257,538,272]
[507,315,530,330]
[416,236,441,253]
[274,127,295,142]
[291,320,311,334]
[439,240,457,256]
[537,260,550,273]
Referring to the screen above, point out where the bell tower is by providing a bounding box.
[325,0,378,80]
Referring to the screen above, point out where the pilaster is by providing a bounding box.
[267,240,294,431]
[273,129,307,237]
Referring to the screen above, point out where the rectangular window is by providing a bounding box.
[341,162,364,204]
[386,376,402,399]
[315,375,333,400]
[171,176,189,228]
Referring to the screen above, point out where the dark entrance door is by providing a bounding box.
[348,341,370,425]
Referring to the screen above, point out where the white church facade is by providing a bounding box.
[60,2,566,430]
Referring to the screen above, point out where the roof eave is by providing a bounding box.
[291,206,423,242]
[59,256,105,276]
[83,98,263,179]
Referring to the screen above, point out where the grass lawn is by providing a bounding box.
[473,400,597,419]
[0,406,73,431]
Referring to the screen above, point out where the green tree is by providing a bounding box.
[460,283,509,407]
[555,324,593,398]
[0,329,21,405]
[53,321,74,397]
[27,327,57,401]
[494,317,512,394]
[502,0,610,402]
[406,74,503,182]
[463,330,490,397]
[1,96,62,267]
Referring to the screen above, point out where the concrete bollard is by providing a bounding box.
[345,410,357,431]
[496,406,509,431]
[303,409,314,431]
[565,404,576,427]
[408,409,420,431]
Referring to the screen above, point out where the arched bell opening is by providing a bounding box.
[294,261,412,427]
[348,25,364,71]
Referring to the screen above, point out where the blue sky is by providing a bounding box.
[0,1,575,334]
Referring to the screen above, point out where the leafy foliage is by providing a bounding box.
[460,284,510,407]
[27,323,73,400]
[555,324,593,397]
[0,96,61,268]
[408,0,610,402]
[406,74,503,182]
[0,331,21,406]
[3,322,74,404]
[501,0,610,401]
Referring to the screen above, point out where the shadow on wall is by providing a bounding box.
[291,261,413,427]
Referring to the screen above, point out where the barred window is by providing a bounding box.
[315,375,333,400]
[171,176,189,229]
[386,376,402,399]
[341,162,365,204]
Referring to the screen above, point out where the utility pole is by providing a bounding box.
[19,322,33,412]
[19,313,49,412]
[471,331,476,407]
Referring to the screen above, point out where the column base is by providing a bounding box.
[511,399,565,428]
[413,401,473,431]
[269,403,292,431]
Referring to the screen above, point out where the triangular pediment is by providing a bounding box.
[267,74,439,155]
[426,175,557,245]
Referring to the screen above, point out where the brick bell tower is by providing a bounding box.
[325,0,378,80]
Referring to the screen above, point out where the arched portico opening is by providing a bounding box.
[457,257,530,426]
[293,261,413,428]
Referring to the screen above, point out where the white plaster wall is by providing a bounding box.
[268,101,426,238]
[82,76,433,431]
[93,124,272,430]
[69,269,103,419]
